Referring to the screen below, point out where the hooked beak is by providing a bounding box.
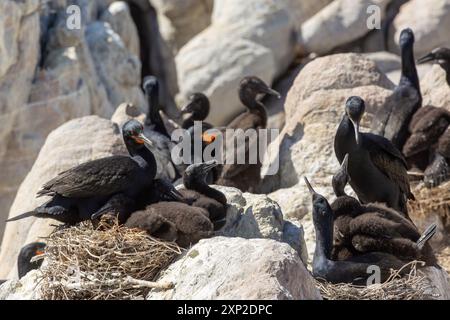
[135,133,154,148]
[350,119,360,145]
[303,177,317,196]
[202,160,219,173]
[166,187,187,203]
[180,101,194,114]
[262,87,281,99]
[417,52,435,64]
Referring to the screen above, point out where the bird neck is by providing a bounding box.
[131,147,157,179]
[239,90,268,128]
[146,92,168,136]
[336,115,357,157]
[185,177,227,205]
[400,43,421,96]
[332,180,347,198]
[314,218,333,261]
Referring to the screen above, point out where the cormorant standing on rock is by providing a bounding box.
[371,28,422,149]
[335,96,414,216]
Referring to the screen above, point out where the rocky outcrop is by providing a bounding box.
[0,270,42,300]
[0,116,126,279]
[175,0,331,125]
[147,237,321,300]
[215,186,308,264]
[0,1,145,244]
[299,0,392,55]
[391,0,450,57]
[421,64,450,112]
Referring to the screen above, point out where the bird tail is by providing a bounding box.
[416,223,437,250]
[5,211,36,222]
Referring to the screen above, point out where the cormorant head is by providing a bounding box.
[417,47,450,64]
[239,76,281,100]
[332,154,350,197]
[399,28,415,48]
[184,160,219,187]
[181,93,210,121]
[122,120,154,154]
[18,242,46,279]
[345,96,365,145]
[304,177,334,232]
[142,76,159,97]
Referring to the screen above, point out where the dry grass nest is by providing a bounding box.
[408,180,450,227]
[316,261,439,300]
[39,221,182,300]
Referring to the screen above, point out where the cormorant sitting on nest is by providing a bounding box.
[215,76,280,192]
[305,177,435,285]
[6,120,178,225]
[371,28,422,149]
[330,155,437,265]
[335,96,414,216]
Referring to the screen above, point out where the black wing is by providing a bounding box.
[37,156,140,198]
[363,133,413,199]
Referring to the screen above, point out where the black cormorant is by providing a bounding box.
[305,177,433,285]
[180,161,227,230]
[18,242,46,279]
[335,96,414,216]
[6,120,160,225]
[371,28,422,149]
[330,156,437,265]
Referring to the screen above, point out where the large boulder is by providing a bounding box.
[0,0,41,243]
[147,237,322,300]
[299,0,392,55]
[0,1,145,244]
[175,0,331,125]
[215,186,308,263]
[0,270,42,300]
[391,0,450,57]
[0,116,126,279]
[420,64,450,112]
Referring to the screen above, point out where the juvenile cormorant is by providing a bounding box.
[335,96,414,215]
[330,156,437,265]
[371,28,422,149]
[181,92,212,130]
[124,210,178,242]
[6,120,159,225]
[417,47,450,85]
[18,242,46,278]
[215,76,280,192]
[125,202,213,248]
[305,177,433,285]
[180,161,227,230]
[403,105,450,187]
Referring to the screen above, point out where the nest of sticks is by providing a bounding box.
[316,261,437,300]
[39,221,182,300]
[408,181,450,228]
